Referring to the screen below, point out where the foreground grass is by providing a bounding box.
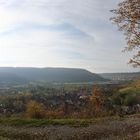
[0,115,139,140]
[0,116,120,127]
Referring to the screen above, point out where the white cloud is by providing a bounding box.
[0,0,138,73]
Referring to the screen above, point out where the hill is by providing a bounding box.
[99,72,140,81]
[0,67,106,85]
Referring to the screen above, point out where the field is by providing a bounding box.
[0,115,139,140]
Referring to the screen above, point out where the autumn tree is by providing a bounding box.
[111,0,140,67]
[91,85,105,111]
[26,100,46,119]
[86,85,106,117]
[136,79,140,88]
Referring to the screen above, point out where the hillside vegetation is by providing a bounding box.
[0,71,139,139]
[0,67,107,85]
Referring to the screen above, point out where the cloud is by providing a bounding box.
[0,0,138,73]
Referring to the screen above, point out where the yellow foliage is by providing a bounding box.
[26,100,46,119]
[136,80,140,88]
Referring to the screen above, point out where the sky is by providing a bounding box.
[0,0,139,73]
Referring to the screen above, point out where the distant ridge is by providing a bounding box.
[0,67,107,84]
[99,72,140,81]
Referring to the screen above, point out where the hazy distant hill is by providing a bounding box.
[0,67,106,85]
[100,72,140,81]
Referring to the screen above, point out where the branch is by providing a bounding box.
[129,59,140,66]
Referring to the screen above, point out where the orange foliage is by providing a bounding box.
[111,0,140,67]
[91,86,105,110]
[136,80,140,88]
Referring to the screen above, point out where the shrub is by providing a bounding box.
[26,100,46,119]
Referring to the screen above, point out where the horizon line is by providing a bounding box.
[0,66,138,74]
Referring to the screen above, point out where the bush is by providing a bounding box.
[26,100,46,119]
[125,94,140,106]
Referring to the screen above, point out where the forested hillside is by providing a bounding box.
[0,67,106,85]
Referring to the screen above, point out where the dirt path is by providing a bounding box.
[0,117,140,140]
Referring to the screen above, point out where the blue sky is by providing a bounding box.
[0,0,139,73]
